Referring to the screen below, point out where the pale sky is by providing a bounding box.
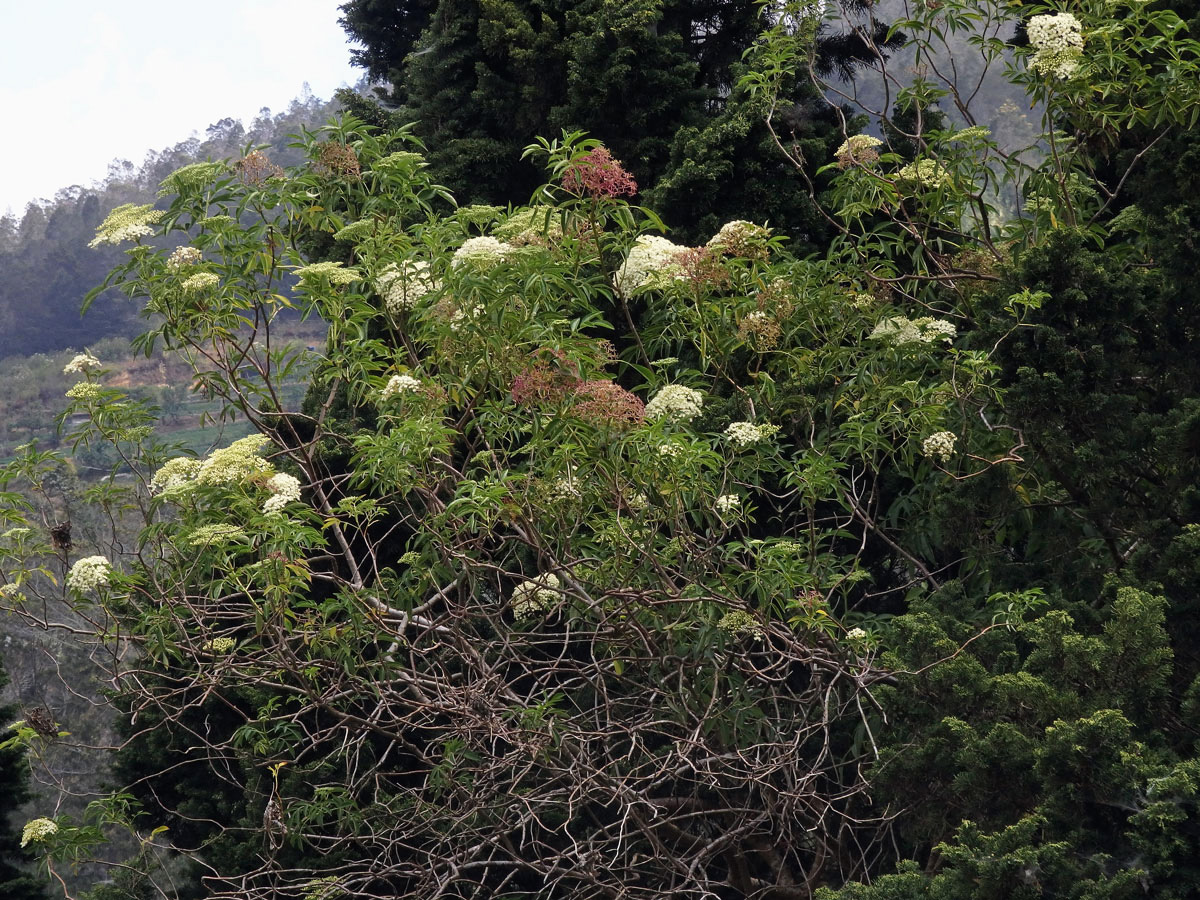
[0,0,362,216]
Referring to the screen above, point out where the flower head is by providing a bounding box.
[511,573,562,620]
[725,421,776,448]
[66,382,102,402]
[186,524,249,547]
[897,159,951,190]
[20,818,58,848]
[372,151,426,175]
[645,385,704,424]
[181,272,219,294]
[572,380,645,428]
[296,261,361,286]
[715,494,742,515]
[204,637,236,654]
[150,457,202,497]
[1027,13,1084,80]
[376,261,438,313]
[159,162,227,197]
[614,235,686,296]
[196,435,273,486]
[922,431,957,463]
[494,207,563,246]
[67,556,113,594]
[718,609,764,640]
[166,246,203,271]
[263,473,302,515]
[234,150,284,185]
[89,203,164,247]
[835,134,884,168]
[380,374,422,401]
[452,236,513,270]
[869,316,956,346]
[63,352,101,375]
[706,220,772,258]
[562,147,638,199]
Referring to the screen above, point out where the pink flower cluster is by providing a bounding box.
[511,349,644,428]
[572,380,645,428]
[562,148,638,199]
[511,350,581,405]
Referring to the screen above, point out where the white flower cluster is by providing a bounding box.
[150,457,203,497]
[263,472,302,515]
[196,435,273,486]
[897,159,951,190]
[835,134,883,168]
[546,472,581,502]
[869,316,957,346]
[20,818,58,848]
[449,303,485,332]
[296,261,361,286]
[511,573,562,620]
[167,246,203,270]
[1027,12,1083,80]
[922,431,958,463]
[846,626,868,641]
[452,236,513,269]
[645,385,704,424]
[67,556,113,594]
[725,421,775,448]
[63,352,100,375]
[182,272,219,293]
[377,260,438,313]
[88,203,164,247]
[381,374,422,400]
[715,494,741,515]
[614,235,685,296]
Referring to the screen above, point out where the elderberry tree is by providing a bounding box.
[0,106,1022,897]
[6,1,1200,898]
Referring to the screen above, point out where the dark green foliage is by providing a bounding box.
[817,583,1200,899]
[340,0,441,84]
[343,0,882,240]
[0,655,50,900]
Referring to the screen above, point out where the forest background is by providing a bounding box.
[2,0,1200,899]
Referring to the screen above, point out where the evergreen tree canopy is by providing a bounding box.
[342,0,897,243]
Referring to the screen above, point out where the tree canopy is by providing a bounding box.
[6,0,1200,897]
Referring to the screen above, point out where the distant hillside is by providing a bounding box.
[0,86,350,361]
